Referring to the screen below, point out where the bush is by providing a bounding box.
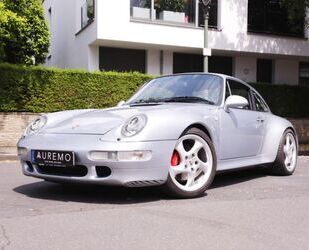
[0,63,152,113]
[160,0,185,12]
[250,82,309,118]
[0,63,308,118]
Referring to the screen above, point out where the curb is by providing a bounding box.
[0,154,18,161]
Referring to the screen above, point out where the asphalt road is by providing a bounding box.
[0,158,308,250]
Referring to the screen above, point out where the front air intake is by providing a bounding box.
[95,166,111,178]
[37,165,88,177]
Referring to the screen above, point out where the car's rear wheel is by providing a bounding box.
[270,129,298,176]
[163,128,216,198]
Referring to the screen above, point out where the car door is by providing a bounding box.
[219,79,266,160]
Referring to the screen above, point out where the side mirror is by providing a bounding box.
[224,95,249,112]
[117,100,126,107]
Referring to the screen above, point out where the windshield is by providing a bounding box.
[127,74,224,105]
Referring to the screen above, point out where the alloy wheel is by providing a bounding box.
[169,134,213,192]
[283,133,297,172]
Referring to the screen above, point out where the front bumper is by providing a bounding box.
[17,133,177,187]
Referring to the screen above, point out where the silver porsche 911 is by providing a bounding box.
[17,73,298,198]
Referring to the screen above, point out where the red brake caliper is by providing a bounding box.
[171,150,180,166]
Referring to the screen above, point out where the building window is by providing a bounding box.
[173,53,203,73]
[81,0,94,28]
[257,59,273,83]
[173,53,233,76]
[299,62,309,85]
[99,47,146,73]
[131,0,151,19]
[154,0,196,25]
[248,0,305,38]
[209,56,233,76]
[130,0,217,28]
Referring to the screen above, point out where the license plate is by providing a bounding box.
[31,150,75,167]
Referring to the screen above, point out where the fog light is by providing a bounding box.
[17,147,28,156]
[89,151,152,162]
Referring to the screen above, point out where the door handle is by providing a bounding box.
[256,117,264,123]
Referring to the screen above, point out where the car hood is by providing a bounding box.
[43,103,217,135]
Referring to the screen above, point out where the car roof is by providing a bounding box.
[158,72,243,83]
[159,72,227,78]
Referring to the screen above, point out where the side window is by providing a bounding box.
[225,82,231,100]
[252,91,268,112]
[227,80,252,110]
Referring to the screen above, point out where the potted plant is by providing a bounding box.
[159,0,186,23]
[132,0,151,19]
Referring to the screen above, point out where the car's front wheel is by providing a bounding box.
[164,128,217,198]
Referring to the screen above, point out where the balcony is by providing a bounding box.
[94,0,309,60]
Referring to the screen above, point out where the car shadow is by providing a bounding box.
[13,181,166,205]
[13,167,267,204]
[211,166,267,189]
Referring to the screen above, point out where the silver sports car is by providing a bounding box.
[17,73,298,198]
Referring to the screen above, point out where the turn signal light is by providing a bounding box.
[17,147,28,156]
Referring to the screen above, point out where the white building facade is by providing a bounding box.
[43,0,309,85]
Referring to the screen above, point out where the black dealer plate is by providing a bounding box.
[31,150,75,167]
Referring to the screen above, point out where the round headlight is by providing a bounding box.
[121,114,147,137]
[24,116,47,136]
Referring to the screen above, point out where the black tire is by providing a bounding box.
[269,129,298,176]
[163,127,217,199]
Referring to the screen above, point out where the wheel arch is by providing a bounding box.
[182,123,213,142]
[260,116,297,163]
[286,126,299,149]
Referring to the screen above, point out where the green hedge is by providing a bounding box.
[0,63,152,112]
[250,83,309,118]
[0,63,308,117]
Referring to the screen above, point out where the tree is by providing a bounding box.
[0,0,50,65]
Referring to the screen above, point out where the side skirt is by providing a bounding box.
[217,154,273,171]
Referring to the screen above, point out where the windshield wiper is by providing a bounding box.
[129,98,162,106]
[130,96,215,105]
[160,96,215,105]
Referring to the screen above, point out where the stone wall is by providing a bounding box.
[0,113,308,156]
[289,119,309,154]
[0,113,40,155]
